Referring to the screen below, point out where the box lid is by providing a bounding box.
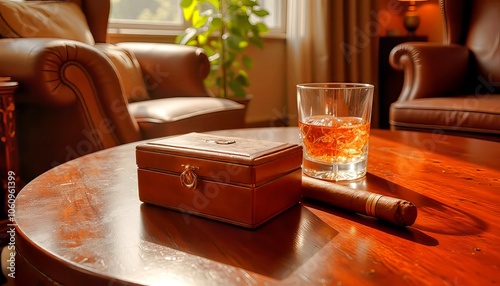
[136,132,302,186]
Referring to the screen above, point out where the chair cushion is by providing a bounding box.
[0,1,94,45]
[128,97,246,138]
[94,44,150,102]
[390,95,500,134]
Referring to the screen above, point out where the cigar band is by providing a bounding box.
[365,193,383,217]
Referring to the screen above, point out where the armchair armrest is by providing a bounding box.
[0,38,115,106]
[389,43,470,101]
[0,38,141,144]
[116,42,212,99]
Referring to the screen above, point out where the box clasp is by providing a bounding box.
[180,164,199,190]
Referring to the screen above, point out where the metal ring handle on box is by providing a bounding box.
[180,165,199,190]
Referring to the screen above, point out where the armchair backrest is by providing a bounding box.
[440,0,471,45]
[27,0,110,43]
[0,0,143,182]
[441,0,500,83]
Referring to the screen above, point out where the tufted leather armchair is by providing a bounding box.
[0,0,246,182]
[389,0,500,141]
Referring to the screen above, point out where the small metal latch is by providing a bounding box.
[180,164,199,190]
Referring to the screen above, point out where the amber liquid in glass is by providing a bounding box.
[299,115,370,181]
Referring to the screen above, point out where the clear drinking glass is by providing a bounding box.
[297,83,374,181]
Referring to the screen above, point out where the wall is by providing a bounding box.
[241,39,288,127]
[109,34,288,127]
[109,1,444,128]
[377,0,443,42]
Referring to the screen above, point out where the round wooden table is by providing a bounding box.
[13,128,500,285]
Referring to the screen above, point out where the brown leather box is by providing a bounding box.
[136,132,303,228]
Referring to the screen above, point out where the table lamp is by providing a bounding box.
[399,0,427,35]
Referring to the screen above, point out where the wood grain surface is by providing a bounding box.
[13,128,500,285]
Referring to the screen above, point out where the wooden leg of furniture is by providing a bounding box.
[0,80,19,285]
[0,81,20,231]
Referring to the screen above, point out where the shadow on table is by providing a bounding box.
[363,173,488,237]
[140,203,338,280]
[303,199,439,247]
[308,172,487,245]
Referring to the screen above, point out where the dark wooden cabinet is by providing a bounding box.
[378,36,427,129]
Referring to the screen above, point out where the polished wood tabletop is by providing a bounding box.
[14,128,500,285]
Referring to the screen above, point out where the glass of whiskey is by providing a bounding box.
[297,83,374,181]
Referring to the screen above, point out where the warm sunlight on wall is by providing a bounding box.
[377,0,443,42]
[108,1,445,127]
[108,34,287,126]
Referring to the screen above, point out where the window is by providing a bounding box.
[108,0,286,35]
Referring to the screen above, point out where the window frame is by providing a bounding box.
[107,0,287,37]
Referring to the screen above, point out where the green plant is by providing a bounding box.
[176,0,269,98]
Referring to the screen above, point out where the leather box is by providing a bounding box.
[136,132,303,228]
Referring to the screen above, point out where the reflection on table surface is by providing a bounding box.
[13,127,500,286]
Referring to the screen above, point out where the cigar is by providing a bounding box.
[302,175,417,226]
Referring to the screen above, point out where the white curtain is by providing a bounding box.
[286,0,378,126]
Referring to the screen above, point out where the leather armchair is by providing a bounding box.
[0,0,246,182]
[389,0,500,141]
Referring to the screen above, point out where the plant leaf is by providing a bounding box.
[242,55,253,69]
[241,0,257,7]
[207,0,219,10]
[198,33,209,45]
[180,0,194,8]
[236,70,250,86]
[211,17,223,30]
[226,34,243,51]
[229,80,246,97]
[177,0,269,98]
[182,0,197,20]
[255,22,269,33]
[252,7,269,17]
[248,37,263,49]
[192,10,206,28]
[187,39,199,46]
